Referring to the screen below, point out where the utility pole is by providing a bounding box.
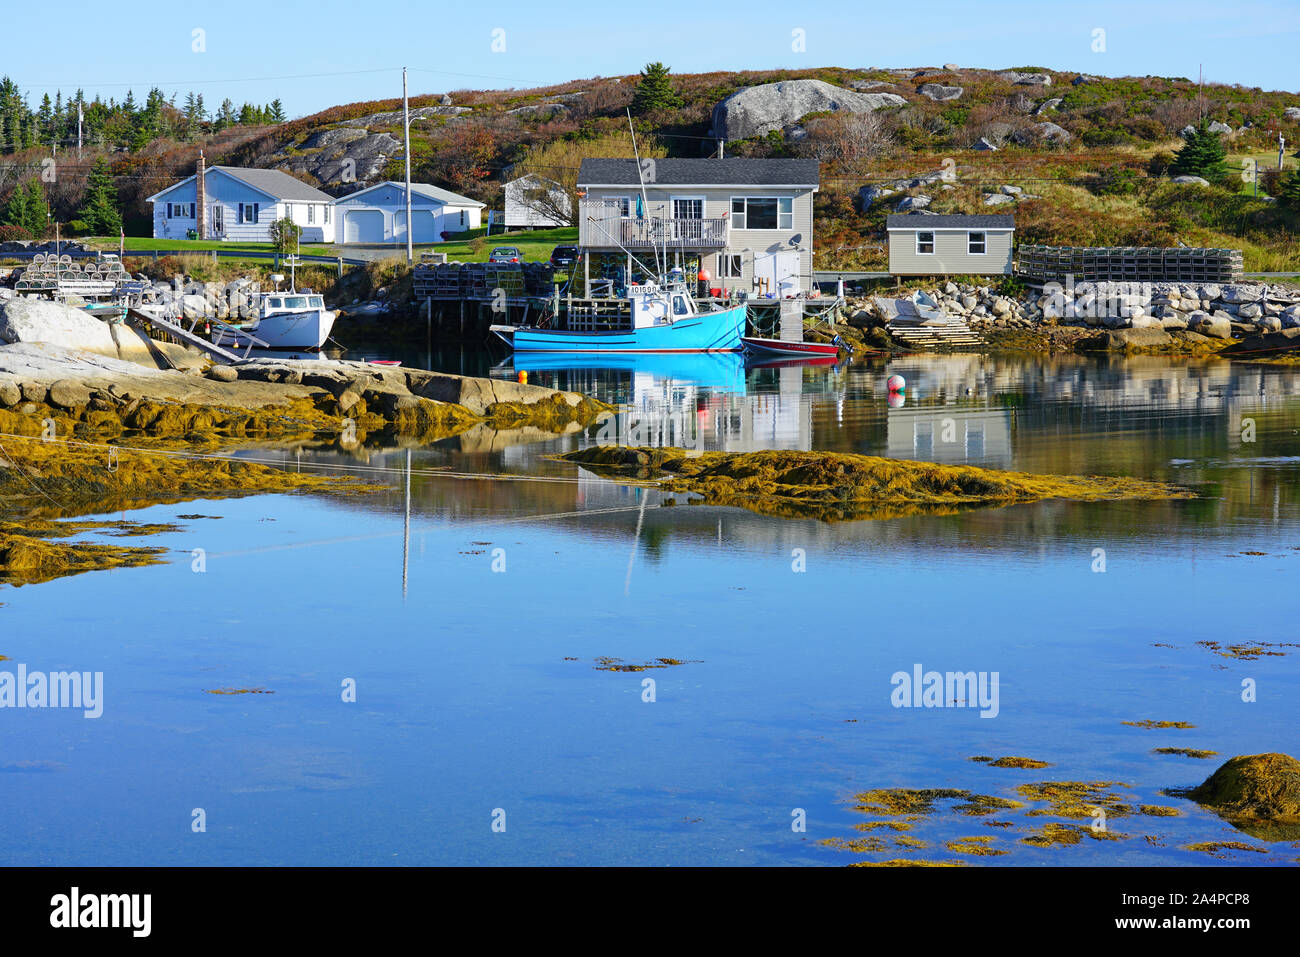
[77,98,83,160]
[1280,135,1287,171]
[403,66,413,266]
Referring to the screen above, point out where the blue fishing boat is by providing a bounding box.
[491,281,745,354]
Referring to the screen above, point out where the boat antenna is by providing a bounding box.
[627,108,662,282]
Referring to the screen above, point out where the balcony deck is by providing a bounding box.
[580,213,728,250]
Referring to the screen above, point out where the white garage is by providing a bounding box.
[395,209,439,244]
[344,209,385,244]
[332,181,484,245]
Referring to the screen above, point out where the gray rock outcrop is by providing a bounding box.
[711,79,905,141]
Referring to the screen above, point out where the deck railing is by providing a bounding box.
[581,209,728,249]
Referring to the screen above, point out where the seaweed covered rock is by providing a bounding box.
[1188,753,1300,839]
[560,446,1193,522]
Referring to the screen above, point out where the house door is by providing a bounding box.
[752,250,800,297]
[210,204,224,238]
[671,198,702,243]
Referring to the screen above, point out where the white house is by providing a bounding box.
[332,181,485,244]
[147,165,337,243]
[576,158,820,295]
[504,174,571,229]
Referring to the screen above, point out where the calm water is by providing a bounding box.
[3,349,1299,866]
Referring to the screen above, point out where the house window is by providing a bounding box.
[916,231,935,255]
[459,210,465,226]
[285,203,293,221]
[717,254,742,278]
[602,197,630,217]
[239,203,259,225]
[308,204,315,225]
[672,198,703,220]
[167,203,195,219]
[729,197,794,230]
[324,206,330,224]
[968,231,986,255]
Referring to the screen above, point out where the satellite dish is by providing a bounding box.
[789,234,802,246]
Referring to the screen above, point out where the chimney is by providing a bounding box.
[195,151,207,240]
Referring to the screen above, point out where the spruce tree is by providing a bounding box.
[70,157,122,235]
[1278,167,1300,213]
[1170,122,1229,182]
[631,62,683,115]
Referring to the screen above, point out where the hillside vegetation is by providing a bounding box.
[3,65,1299,270]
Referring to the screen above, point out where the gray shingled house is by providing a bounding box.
[576,158,820,295]
[887,214,1015,276]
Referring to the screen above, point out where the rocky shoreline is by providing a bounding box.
[834,279,1300,356]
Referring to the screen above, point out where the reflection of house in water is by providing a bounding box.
[604,363,813,453]
[886,406,1013,468]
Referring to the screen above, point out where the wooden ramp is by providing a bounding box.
[126,307,263,363]
[886,320,983,348]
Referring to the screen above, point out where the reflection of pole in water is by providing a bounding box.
[402,448,411,598]
[717,518,722,546]
[624,488,648,596]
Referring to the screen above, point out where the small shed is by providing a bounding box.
[504,174,571,228]
[332,181,485,244]
[886,214,1014,276]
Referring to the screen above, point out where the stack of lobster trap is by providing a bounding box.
[13,253,130,299]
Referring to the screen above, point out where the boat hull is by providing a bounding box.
[214,309,336,350]
[741,336,840,357]
[502,304,745,353]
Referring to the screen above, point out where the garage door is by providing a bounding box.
[344,209,384,244]
[395,210,439,244]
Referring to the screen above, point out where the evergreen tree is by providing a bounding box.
[70,157,122,235]
[269,99,286,123]
[1170,122,1229,182]
[1278,166,1300,213]
[631,62,683,115]
[2,178,49,236]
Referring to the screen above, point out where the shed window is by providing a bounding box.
[968,231,986,255]
[916,231,935,255]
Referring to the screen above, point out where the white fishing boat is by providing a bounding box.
[210,258,335,351]
[211,291,336,351]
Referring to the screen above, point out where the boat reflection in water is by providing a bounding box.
[497,350,821,454]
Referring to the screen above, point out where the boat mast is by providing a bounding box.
[627,108,662,282]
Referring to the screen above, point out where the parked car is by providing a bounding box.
[549,245,580,269]
[488,246,521,263]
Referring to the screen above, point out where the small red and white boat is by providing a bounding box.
[741,336,842,358]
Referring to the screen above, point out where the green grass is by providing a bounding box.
[76,226,579,263]
[433,226,577,263]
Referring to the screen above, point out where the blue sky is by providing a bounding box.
[4,0,1298,117]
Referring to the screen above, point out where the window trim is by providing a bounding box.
[916,230,936,255]
[967,230,986,255]
[729,195,794,231]
[717,253,743,279]
[670,195,705,220]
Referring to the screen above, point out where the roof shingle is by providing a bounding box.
[578,158,819,187]
[886,214,1015,229]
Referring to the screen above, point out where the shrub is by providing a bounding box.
[1147,151,1176,177]
[1091,166,1143,196]
[0,224,32,242]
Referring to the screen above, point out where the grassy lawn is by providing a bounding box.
[78,226,579,263]
[82,236,338,257]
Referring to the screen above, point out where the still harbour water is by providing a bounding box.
[2,350,1298,865]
